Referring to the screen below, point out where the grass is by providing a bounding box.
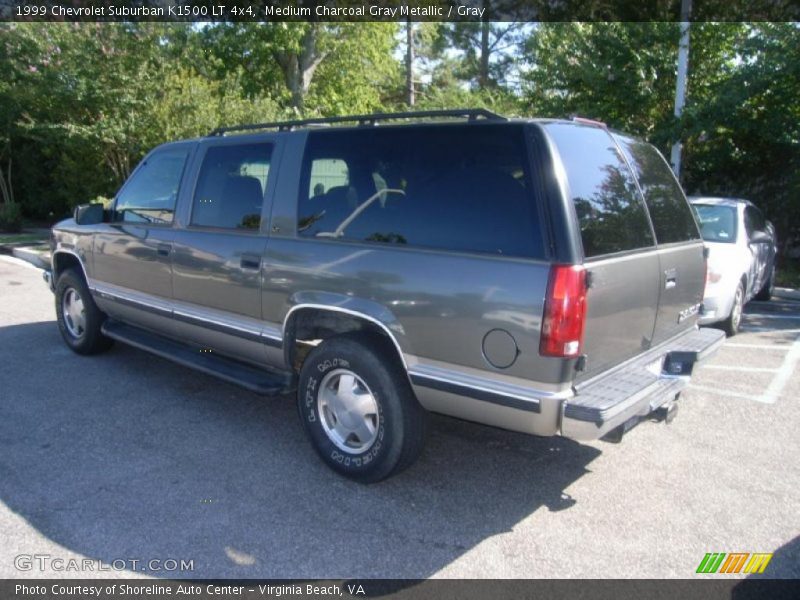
[0,233,47,245]
[776,260,800,289]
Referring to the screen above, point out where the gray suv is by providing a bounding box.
[44,110,724,482]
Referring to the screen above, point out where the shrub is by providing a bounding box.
[0,203,23,233]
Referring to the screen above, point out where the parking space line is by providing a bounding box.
[687,384,768,403]
[743,313,800,320]
[692,334,800,404]
[749,300,800,307]
[703,365,779,373]
[724,343,791,350]
[760,335,800,404]
[738,326,800,333]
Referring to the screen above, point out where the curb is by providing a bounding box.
[11,246,51,270]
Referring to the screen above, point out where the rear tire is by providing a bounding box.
[297,333,428,483]
[55,268,114,355]
[722,281,745,337]
[755,267,774,301]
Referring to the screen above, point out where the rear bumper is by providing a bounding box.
[699,293,733,325]
[561,327,725,441]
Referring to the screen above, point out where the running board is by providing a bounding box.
[102,320,295,396]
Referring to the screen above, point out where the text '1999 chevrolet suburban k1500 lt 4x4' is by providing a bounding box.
[44,109,725,482]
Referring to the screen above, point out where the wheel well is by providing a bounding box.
[284,308,405,373]
[53,252,86,283]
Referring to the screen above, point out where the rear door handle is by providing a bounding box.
[157,243,172,257]
[240,253,261,270]
[664,268,677,290]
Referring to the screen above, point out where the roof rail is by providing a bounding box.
[207,108,506,137]
[571,116,608,128]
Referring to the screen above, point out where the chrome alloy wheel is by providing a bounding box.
[62,287,86,339]
[317,368,379,453]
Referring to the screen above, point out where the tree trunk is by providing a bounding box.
[478,7,490,89]
[275,24,326,113]
[406,20,415,106]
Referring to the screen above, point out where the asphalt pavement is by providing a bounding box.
[0,255,797,579]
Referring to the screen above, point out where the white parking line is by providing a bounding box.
[749,300,800,307]
[703,365,779,373]
[739,326,800,333]
[693,334,800,404]
[760,335,800,404]
[743,313,800,320]
[687,384,768,403]
[724,343,791,350]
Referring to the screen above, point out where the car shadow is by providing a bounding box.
[0,321,601,578]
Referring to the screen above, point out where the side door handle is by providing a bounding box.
[664,268,677,290]
[157,243,172,257]
[240,253,261,270]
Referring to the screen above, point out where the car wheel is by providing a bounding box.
[722,281,745,337]
[55,268,114,355]
[755,267,774,301]
[297,333,428,483]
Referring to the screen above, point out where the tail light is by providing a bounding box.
[540,265,588,358]
[706,265,722,285]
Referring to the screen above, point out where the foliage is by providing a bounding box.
[523,22,798,250]
[0,201,22,233]
[0,21,797,258]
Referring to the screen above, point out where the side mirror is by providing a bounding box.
[74,203,105,225]
[749,230,771,244]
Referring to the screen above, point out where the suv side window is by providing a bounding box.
[114,147,189,224]
[297,124,545,259]
[191,143,272,230]
[544,124,654,258]
[613,134,701,245]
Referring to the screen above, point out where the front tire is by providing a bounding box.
[55,268,113,355]
[722,281,745,337]
[297,333,428,483]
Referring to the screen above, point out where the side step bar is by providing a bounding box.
[102,320,295,396]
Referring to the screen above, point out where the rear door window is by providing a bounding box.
[543,123,654,258]
[191,143,272,230]
[613,134,701,245]
[297,124,545,259]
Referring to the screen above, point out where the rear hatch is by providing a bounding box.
[540,122,662,382]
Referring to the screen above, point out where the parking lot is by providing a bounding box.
[0,254,797,579]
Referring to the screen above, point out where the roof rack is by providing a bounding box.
[571,116,608,128]
[207,108,506,137]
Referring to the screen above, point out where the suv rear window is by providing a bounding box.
[543,123,654,258]
[692,204,737,243]
[613,134,701,245]
[297,124,544,259]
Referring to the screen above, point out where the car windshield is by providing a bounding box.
[691,204,738,243]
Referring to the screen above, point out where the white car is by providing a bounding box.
[689,197,777,336]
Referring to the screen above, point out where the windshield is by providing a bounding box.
[691,204,738,243]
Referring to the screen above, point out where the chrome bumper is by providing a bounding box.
[561,327,726,441]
